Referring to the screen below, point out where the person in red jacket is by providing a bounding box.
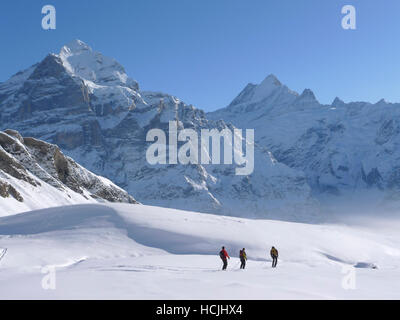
[219,246,230,270]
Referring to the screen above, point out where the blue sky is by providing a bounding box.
[0,0,399,111]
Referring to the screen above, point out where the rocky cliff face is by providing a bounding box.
[0,40,317,221]
[0,129,137,215]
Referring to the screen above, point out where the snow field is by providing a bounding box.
[0,203,400,299]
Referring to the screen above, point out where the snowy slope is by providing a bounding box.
[0,203,399,299]
[0,129,137,216]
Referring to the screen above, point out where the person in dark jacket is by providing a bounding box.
[270,246,278,268]
[219,246,230,270]
[239,248,247,269]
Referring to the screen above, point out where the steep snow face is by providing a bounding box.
[208,76,400,213]
[0,130,137,216]
[0,203,399,299]
[227,74,298,112]
[59,40,138,89]
[249,74,293,104]
[0,41,317,221]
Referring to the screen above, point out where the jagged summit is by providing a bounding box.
[58,39,136,88]
[293,89,319,107]
[61,39,92,55]
[376,98,389,105]
[260,74,282,87]
[250,74,283,102]
[228,74,298,108]
[332,97,345,107]
[299,88,316,100]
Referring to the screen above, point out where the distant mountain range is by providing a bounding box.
[208,74,400,213]
[1,40,399,219]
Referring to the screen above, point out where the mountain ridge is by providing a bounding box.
[209,74,400,214]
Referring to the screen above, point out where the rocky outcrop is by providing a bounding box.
[0,180,23,202]
[0,129,138,209]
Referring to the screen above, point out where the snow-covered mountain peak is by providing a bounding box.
[260,74,282,86]
[332,97,345,107]
[61,39,92,55]
[376,98,389,106]
[300,88,316,99]
[59,39,137,89]
[227,74,298,110]
[294,88,319,106]
[251,74,284,102]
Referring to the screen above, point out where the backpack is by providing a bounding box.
[219,250,225,259]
